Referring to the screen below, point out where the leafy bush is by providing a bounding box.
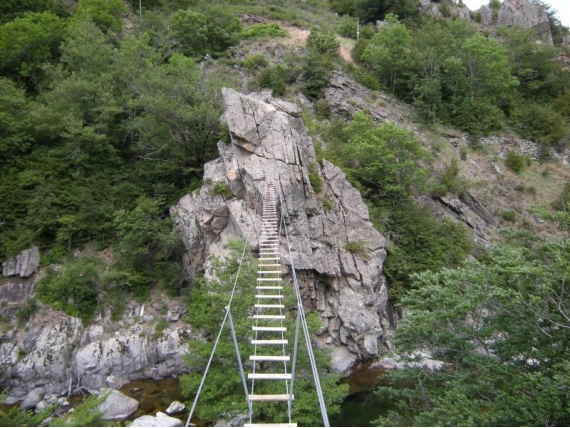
[510,103,566,147]
[383,201,473,301]
[308,163,324,193]
[241,23,287,39]
[434,158,469,195]
[345,241,369,259]
[241,53,269,70]
[314,99,331,119]
[170,6,241,58]
[306,30,340,57]
[210,181,233,199]
[16,298,37,325]
[505,150,525,173]
[36,257,101,322]
[258,65,287,97]
[551,181,570,211]
[342,112,427,200]
[501,210,517,222]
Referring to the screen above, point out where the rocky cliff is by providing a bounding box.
[478,0,553,44]
[172,88,391,372]
[0,274,194,403]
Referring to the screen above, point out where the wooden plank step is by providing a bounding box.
[258,264,280,267]
[248,373,292,380]
[248,394,294,402]
[244,424,297,428]
[249,355,289,361]
[252,326,286,332]
[256,286,283,290]
[251,339,288,345]
[254,304,284,308]
[252,314,285,320]
[257,278,282,281]
[257,271,281,274]
[259,257,280,260]
[255,295,283,299]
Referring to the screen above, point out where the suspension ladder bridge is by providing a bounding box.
[184,180,329,428]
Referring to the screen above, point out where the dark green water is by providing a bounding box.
[331,365,396,427]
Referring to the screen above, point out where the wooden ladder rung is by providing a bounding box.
[248,373,292,380]
[257,278,282,281]
[244,424,297,428]
[252,326,286,332]
[249,394,294,402]
[254,304,284,308]
[251,339,288,345]
[255,295,283,299]
[252,315,285,320]
[249,355,290,361]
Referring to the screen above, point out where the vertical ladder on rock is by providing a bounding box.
[244,182,297,428]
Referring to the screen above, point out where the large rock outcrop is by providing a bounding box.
[476,0,553,44]
[498,0,553,44]
[172,88,390,372]
[0,299,196,402]
[2,246,40,278]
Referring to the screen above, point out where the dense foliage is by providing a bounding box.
[374,228,570,426]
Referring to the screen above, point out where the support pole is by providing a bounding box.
[228,308,253,419]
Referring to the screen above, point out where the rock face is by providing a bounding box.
[2,246,40,277]
[325,71,404,124]
[497,0,553,44]
[419,0,472,21]
[474,0,553,44]
[172,88,390,372]
[0,304,196,402]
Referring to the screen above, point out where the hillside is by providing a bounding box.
[1,0,570,426]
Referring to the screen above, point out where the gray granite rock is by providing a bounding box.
[130,412,184,427]
[172,88,391,373]
[20,386,45,410]
[97,388,139,421]
[166,400,186,415]
[2,246,40,277]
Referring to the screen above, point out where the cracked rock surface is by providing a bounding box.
[172,88,390,372]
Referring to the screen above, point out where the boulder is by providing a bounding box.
[20,386,45,410]
[130,412,184,427]
[2,246,40,277]
[166,400,186,415]
[96,388,139,421]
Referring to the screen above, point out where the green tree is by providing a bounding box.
[361,14,412,94]
[0,0,58,24]
[170,6,241,58]
[36,256,101,321]
[0,78,32,164]
[74,0,127,33]
[180,240,348,426]
[375,240,570,426]
[341,111,427,200]
[331,0,420,23]
[0,11,66,82]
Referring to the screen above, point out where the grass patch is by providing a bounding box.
[345,241,370,260]
[308,163,324,193]
[210,181,233,199]
[241,23,287,39]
